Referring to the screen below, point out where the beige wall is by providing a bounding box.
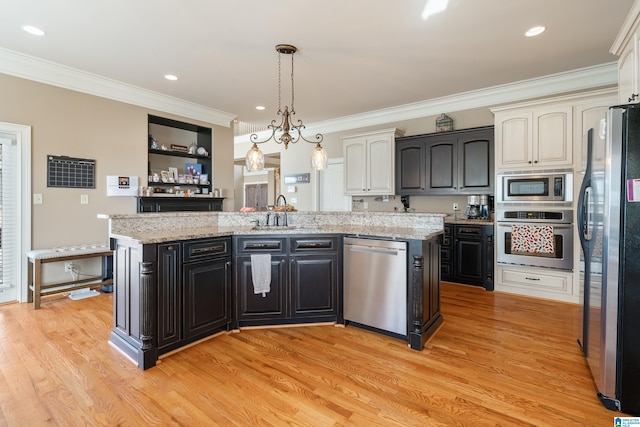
[0,73,234,250]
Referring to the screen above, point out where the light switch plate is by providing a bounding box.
[80,194,89,204]
[33,193,43,204]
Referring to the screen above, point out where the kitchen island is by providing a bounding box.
[101,211,445,370]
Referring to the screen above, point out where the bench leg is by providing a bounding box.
[27,260,34,303]
[33,260,42,309]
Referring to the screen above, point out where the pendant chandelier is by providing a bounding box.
[245,44,328,172]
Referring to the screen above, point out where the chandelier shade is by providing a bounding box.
[311,143,328,170]
[245,142,265,172]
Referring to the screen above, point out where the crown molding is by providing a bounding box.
[0,47,236,127]
[611,0,640,55]
[0,47,613,137]
[235,62,618,143]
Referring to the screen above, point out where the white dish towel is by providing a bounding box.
[251,253,271,297]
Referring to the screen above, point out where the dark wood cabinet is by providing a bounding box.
[156,237,231,354]
[290,236,339,319]
[396,138,427,193]
[450,224,494,290]
[396,126,494,195]
[236,254,287,321]
[157,243,181,350]
[137,196,223,212]
[440,224,453,281]
[234,235,340,327]
[143,115,217,212]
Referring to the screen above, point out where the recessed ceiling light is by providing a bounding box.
[256,106,266,111]
[422,0,449,20]
[22,25,46,36]
[164,74,178,81]
[525,26,546,37]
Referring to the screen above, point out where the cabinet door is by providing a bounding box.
[157,243,181,350]
[367,136,395,194]
[396,138,426,194]
[453,238,484,286]
[534,107,572,167]
[343,138,367,194]
[495,111,533,169]
[290,254,338,318]
[236,255,287,320]
[457,129,494,193]
[182,257,230,339]
[619,41,637,104]
[426,137,457,193]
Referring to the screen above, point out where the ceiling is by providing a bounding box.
[0,0,635,133]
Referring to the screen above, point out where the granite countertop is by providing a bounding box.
[110,224,443,244]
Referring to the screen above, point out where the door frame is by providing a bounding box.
[313,157,351,211]
[0,121,31,303]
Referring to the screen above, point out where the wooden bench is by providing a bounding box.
[27,244,113,309]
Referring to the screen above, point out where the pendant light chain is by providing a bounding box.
[277,51,282,114]
[290,50,295,114]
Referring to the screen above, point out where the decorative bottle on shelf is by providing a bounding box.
[188,142,198,155]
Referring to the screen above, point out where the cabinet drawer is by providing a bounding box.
[290,236,339,252]
[236,237,286,254]
[183,237,230,262]
[455,225,484,238]
[499,267,569,294]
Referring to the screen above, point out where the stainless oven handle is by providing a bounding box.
[496,223,572,231]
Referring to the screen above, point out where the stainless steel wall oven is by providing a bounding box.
[495,208,573,270]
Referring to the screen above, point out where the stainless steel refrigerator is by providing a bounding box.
[578,103,640,415]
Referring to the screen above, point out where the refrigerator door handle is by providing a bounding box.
[584,187,592,241]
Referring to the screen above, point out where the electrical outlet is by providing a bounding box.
[453,203,459,211]
[64,262,74,272]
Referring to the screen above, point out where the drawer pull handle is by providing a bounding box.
[245,243,279,249]
[193,245,224,254]
[525,277,540,281]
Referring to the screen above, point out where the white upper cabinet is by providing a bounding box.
[612,2,640,104]
[494,104,572,170]
[343,128,403,195]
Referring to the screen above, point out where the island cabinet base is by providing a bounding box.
[109,240,160,370]
[407,236,443,351]
[233,235,342,329]
[109,236,232,370]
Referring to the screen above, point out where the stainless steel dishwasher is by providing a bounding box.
[343,237,407,336]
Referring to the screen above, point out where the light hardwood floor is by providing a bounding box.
[0,282,625,426]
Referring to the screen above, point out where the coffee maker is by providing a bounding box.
[478,194,490,219]
[464,194,490,219]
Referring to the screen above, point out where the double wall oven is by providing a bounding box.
[495,170,574,271]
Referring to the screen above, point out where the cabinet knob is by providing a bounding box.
[528,161,532,164]
[533,160,538,164]
[629,94,639,102]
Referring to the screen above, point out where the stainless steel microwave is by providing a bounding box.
[498,171,573,203]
